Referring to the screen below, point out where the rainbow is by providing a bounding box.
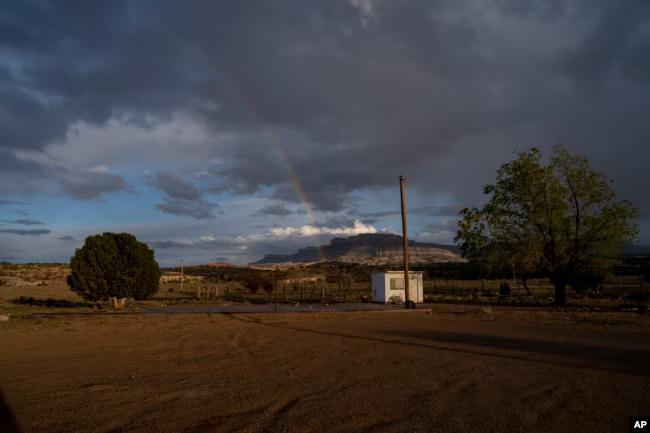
[224,82,326,261]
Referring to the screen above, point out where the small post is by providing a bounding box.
[180,259,184,293]
[400,175,412,309]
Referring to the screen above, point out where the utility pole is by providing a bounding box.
[180,259,184,293]
[399,175,412,309]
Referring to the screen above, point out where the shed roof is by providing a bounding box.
[373,271,424,275]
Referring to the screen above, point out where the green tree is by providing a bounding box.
[242,273,275,299]
[241,273,263,294]
[456,146,637,305]
[67,232,161,308]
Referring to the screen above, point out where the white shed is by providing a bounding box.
[371,271,424,304]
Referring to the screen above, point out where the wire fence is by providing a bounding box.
[426,276,647,297]
[160,275,648,305]
[186,281,371,304]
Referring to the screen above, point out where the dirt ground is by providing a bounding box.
[1,309,649,433]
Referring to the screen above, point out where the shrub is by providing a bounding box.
[261,279,274,297]
[12,296,92,308]
[67,232,161,307]
[569,270,605,295]
[241,273,274,295]
[643,264,650,283]
[241,274,263,294]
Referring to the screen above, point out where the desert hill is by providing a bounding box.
[253,233,465,265]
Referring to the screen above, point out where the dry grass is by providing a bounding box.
[0,264,79,301]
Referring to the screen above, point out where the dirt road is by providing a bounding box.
[1,310,649,432]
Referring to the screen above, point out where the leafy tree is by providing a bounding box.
[456,146,637,305]
[261,278,275,299]
[67,232,161,308]
[241,273,275,300]
[241,274,263,294]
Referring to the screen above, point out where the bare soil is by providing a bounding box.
[1,309,649,433]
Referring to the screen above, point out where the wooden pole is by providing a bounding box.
[400,176,411,309]
[180,259,184,293]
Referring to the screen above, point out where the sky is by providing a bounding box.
[1,0,649,266]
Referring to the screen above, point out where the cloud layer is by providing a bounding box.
[0,228,51,236]
[1,0,649,262]
[145,171,219,220]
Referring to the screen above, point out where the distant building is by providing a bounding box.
[371,271,424,303]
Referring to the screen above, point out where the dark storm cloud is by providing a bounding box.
[253,203,292,217]
[312,215,369,229]
[421,219,459,233]
[417,218,460,243]
[155,199,217,220]
[565,0,650,85]
[145,171,218,219]
[60,170,127,199]
[0,199,27,206]
[149,238,238,251]
[0,0,649,232]
[145,172,202,201]
[0,219,44,225]
[0,67,69,151]
[0,228,51,236]
[148,240,196,250]
[0,149,51,196]
[360,205,462,219]
[0,146,128,199]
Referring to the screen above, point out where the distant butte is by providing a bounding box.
[252,233,465,265]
